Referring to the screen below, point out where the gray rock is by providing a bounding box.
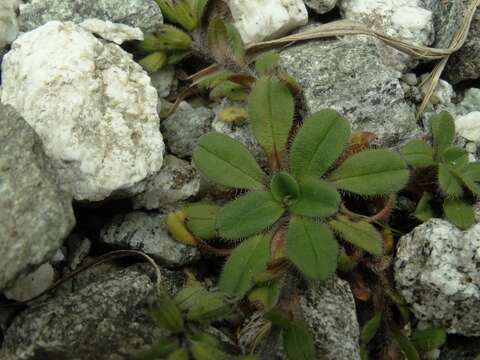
[4,263,55,302]
[162,101,215,158]
[150,66,176,98]
[0,103,74,290]
[280,36,419,147]
[395,217,480,336]
[439,336,480,360]
[0,0,19,48]
[0,266,165,360]
[100,212,199,267]
[304,0,337,14]
[18,0,163,34]
[133,155,201,210]
[66,234,92,270]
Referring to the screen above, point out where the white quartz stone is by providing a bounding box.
[0,0,20,47]
[456,111,480,143]
[1,21,164,201]
[79,19,143,44]
[227,0,308,44]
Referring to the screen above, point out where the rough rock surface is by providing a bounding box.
[18,0,163,33]
[4,263,55,302]
[100,212,199,267]
[0,103,74,290]
[150,66,176,98]
[395,217,480,336]
[0,266,163,360]
[1,21,164,201]
[0,0,19,48]
[162,101,215,158]
[280,36,419,147]
[304,0,338,14]
[79,19,144,44]
[227,0,308,44]
[133,155,201,210]
[339,0,434,71]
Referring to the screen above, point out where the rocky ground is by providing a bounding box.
[1,0,480,359]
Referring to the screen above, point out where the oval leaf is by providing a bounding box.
[329,216,383,256]
[392,329,420,360]
[289,178,340,218]
[360,313,382,345]
[184,203,220,240]
[219,234,270,298]
[248,77,294,166]
[151,294,184,333]
[286,217,338,280]
[207,18,245,66]
[284,321,315,360]
[431,111,455,160]
[193,132,266,190]
[329,149,409,195]
[414,192,434,222]
[443,198,475,230]
[438,163,463,197]
[217,192,285,240]
[187,292,231,322]
[255,51,280,76]
[290,109,351,179]
[270,171,300,204]
[442,146,469,166]
[400,139,435,168]
[410,327,446,353]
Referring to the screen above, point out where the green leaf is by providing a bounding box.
[360,314,382,345]
[193,132,266,190]
[219,234,270,298]
[431,111,455,160]
[443,198,475,229]
[329,216,383,256]
[190,341,229,360]
[187,0,208,22]
[290,109,351,179]
[248,77,294,165]
[184,203,220,240]
[270,171,300,204]
[156,0,197,31]
[135,337,179,359]
[329,149,409,195]
[174,285,210,311]
[187,292,231,322]
[255,51,280,76]
[139,51,167,73]
[210,80,249,101]
[400,140,435,168]
[286,217,338,280]
[441,146,469,167]
[167,49,191,65]
[392,329,420,360]
[207,18,245,65]
[457,162,480,194]
[284,321,315,360]
[414,192,434,222]
[288,178,340,218]
[411,327,446,353]
[248,283,281,310]
[155,25,193,50]
[190,331,221,349]
[166,349,189,360]
[217,192,285,240]
[438,163,463,197]
[151,294,184,333]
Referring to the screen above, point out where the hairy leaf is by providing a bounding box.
[219,234,270,298]
[207,18,245,65]
[190,341,229,360]
[210,80,249,101]
[193,132,266,190]
[139,51,167,72]
[155,24,193,50]
[156,0,197,31]
[438,164,463,197]
[442,146,469,167]
[284,321,315,360]
[431,111,455,160]
[167,50,191,64]
[290,109,350,179]
[329,216,383,256]
[414,192,434,222]
[277,70,302,96]
[151,294,184,333]
[248,283,281,310]
[329,149,409,195]
[360,314,382,345]
[135,337,179,360]
[286,217,338,280]
[174,285,210,311]
[458,162,480,194]
[218,106,248,125]
[411,327,446,353]
[255,51,280,76]
[167,210,197,246]
[392,329,420,360]
[248,77,294,166]
[217,192,285,240]
[166,349,189,360]
[187,0,208,22]
[187,292,231,322]
[270,171,300,204]
[443,198,475,229]
[184,203,220,240]
[289,178,340,218]
[400,139,435,168]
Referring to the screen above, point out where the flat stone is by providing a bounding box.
[0,103,74,290]
[280,36,419,147]
[1,21,164,201]
[79,19,144,44]
[100,212,199,267]
[18,0,163,34]
[395,217,480,336]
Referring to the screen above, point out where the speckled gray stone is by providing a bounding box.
[18,0,163,34]
[0,266,164,360]
[133,155,201,210]
[304,0,337,14]
[150,66,176,98]
[395,217,480,336]
[0,103,74,290]
[100,212,199,267]
[162,101,215,158]
[280,36,419,148]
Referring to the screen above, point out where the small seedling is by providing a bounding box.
[401,111,480,229]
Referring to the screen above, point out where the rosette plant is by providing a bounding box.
[179,75,410,300]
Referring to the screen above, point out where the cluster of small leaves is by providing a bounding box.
[401,111,480,229]
[136,278,255,360]
[138,0,208,72]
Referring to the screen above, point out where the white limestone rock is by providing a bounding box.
[227,0,308,44]
[456,112,480,143]
[339,0,434,71]
[79,19,143,44]
[1,21,164,201]
[0,0,20,48]
[395,217,480,336]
